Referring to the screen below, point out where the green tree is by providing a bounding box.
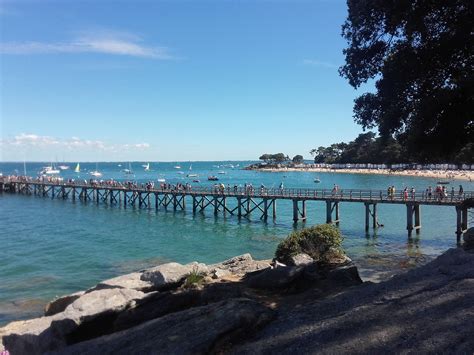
[340,0,474,162]
[292,155,304,164]
[259,154,272,162]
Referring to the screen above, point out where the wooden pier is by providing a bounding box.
[1,178,472,240]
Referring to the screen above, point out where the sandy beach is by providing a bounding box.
[252,167,474,182]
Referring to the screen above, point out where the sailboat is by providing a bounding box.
[123,162,134,175]
[74,163,80,173]
[143,163,150,171]
[42,163,60,175]
[58,164,70,170]
[90,163,102,177]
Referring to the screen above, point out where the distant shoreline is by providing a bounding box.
[247,166,474,182]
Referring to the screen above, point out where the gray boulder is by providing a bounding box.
[44,291,85,316]
[2,288,146,354]
[245,266,304,290]
[51,298,275,354]
[288,253,314,267]
[210,254,271,275]
[463,227,474,248]
[87,272,154,293]
[140,262,208,290]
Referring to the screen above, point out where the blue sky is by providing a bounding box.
[0,0,366,162]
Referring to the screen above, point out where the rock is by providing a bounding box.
[211,268,231,279]
[87,272,154,293]
[113,282,243,331]
[44,291,85,316]
[53,298,274,354]
[210,254,271,275]
[140,262,207,291]
[325,262,363,286]
[1,289,146,354]
[245,266,304,290]
[288,253,314,267]
[463,227,474,248]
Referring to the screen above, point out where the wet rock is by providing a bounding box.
[463,227,474,249]
[245,266,304,290]
[140,262,207,291]
[44,291,85,316]
[210,254,271,275]
[52,298,275,354]
[288,253,314,267]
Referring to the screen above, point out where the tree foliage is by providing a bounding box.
[292,155,304,164]
[259,153,289,164]
[340,0,474,161]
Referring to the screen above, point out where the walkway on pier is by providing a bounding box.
[1,177,473,239]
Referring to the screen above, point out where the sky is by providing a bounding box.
[0,0,366,162]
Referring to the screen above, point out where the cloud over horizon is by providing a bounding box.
[0,30,174,59]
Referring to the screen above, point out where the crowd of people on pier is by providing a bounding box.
[0,175,469,202]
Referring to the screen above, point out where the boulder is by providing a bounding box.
[52,298,275,354]
[44,291,85,316]
[140,262,208,290]
[113,282,243,331]
[463,227,474,249]
[288,253,314,267]
[325,262,363,286]
[211,268,231,279]
[210,254,271,275]
[245,266,304,290]
[87,272,154,293]
[2,288,146,354]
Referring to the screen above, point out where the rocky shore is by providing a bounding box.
[2,240,474,354]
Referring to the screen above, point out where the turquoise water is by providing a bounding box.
[1,161,472,325]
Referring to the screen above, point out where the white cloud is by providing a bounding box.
[0,30,174,59]
[0,133,151,152]
[302,59,338,69]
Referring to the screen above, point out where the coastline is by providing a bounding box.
[250,167,474,182]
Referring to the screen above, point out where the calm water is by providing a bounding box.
[1,161,472,325]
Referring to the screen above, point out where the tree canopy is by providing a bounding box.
[340,0,473,162]
[259,153,289,164]
[292,155,304,164]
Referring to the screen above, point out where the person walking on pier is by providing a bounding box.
[459,185,464,199]
[403,187,408,200]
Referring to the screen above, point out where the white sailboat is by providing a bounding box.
[174,165,181,169]
[90,163,102,177]
[123,162,134,175]
[143,163,150,171]
[74,163,80,173]
[42,163,60,175]
[58,164,70,170]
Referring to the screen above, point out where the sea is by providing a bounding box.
[1,161,473,326]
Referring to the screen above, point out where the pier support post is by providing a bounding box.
[456,206,462,241]
[365,203,370,231]
[301,200,307,221]
[327,201,333,224]
[237,198,242,218]
[214,196,218,215]
[335,202,340,225]
[462,208,468,231]
[155,193,159,210]
[414,204,421,234]
[272,199,277,219]
[123,192,127,209]
[192,196,197,213]
[372,203,378,229]
[406,204,414,237]
[293,199,299,223]
[72,187,75,201]
[263,199,268,221]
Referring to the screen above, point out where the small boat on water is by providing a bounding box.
[437,181,450,185]
[314,178,321,183]
[74,163,80,173]
[143,163,150,171]
[174,165,181,169]
[218,171,226,175]
[41,163,60,175]
[123,162,134,175]
[187,174,198,177]
[58,165,70,170]
[208,176,219,181]
[90,163,102,177]
[193,179,200,183]
[177,171,184,175]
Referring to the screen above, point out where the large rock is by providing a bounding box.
[87,272,154,293]
[44,291,85,316]
[51,298,275,354]
[325,262,363,286]
[140,262,208,290]
[113,282,243,331]
[463,227,474,249]
[210,254,271,275]
[244,266,304,290]
[2,288,146,354]
[288,253,314,267]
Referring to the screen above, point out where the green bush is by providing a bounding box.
[183,266,205,288]
[275,224,345,264]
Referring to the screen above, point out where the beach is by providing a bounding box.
[250,166,474,182]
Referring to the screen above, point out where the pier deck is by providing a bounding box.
[1,177,472,239]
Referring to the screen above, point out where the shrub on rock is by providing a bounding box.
[275,224,345,265]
